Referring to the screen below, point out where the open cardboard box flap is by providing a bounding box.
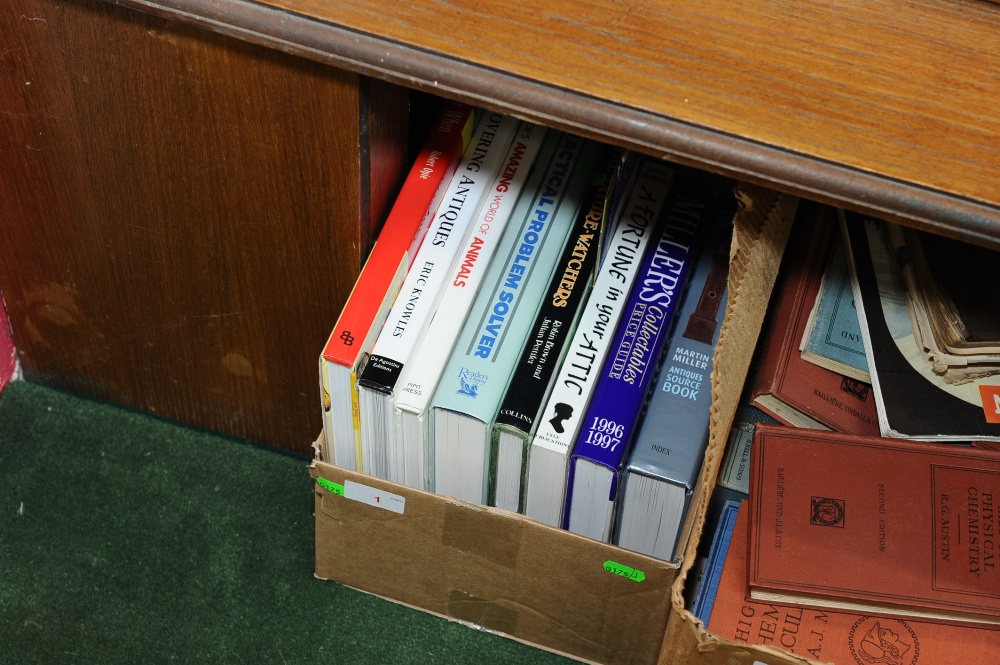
[311,182,798,665]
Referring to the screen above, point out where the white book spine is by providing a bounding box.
[358,113,521,480]
[525,159,675,523]
[393,121,549,490]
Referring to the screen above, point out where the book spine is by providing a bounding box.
[320,101,473,467]
[493,150,620,433]
[394,122,548,411]
[622,218,731,491]
[530,159,675,457]
[321,101,473,368]
[489,149,621,508]
[430,131,586,421]
[358,113,518,394]
[564,167,717,527]
[394,121,549,491]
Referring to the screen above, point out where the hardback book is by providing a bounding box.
[799,234,871,382]
[564,165,718,542]
[690,498,740,624]
[749,202,881,436]
[488,149,622,512]
[748,424,1000,627]
[355,112,519,482]
[393,121,549,491]
[715,404,779,496]
[523,157,677,527]
[614,211,732,561]
[710,502,1000,664]
[319,101,473,469]
[841,211,1000,441]
[430,134,607,505]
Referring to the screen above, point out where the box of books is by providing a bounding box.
[312,121,798,664]
[662,203,1000,665]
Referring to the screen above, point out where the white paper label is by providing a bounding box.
[344,480,406,514]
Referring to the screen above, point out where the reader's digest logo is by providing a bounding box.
[457,367,488,398]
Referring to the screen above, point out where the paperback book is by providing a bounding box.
[523,157,676,527]
[799,233,871,382]
[393,121,548,491]
[748,424,1000,627]
[614,211,732,561]
[489,149,621,512]
[710,503,1000,664]
[431,134,607,505]
[564,165,718,542]
[356,112,518,482]
[319,101,473,469]
[841,211,1000,441]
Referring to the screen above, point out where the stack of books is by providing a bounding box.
[686,201,1000,663]
[695,425,1000,663]
[319,103,741,563]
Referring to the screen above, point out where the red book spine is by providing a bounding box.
[322,101,473,368]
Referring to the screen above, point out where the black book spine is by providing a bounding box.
[493,150,620,432]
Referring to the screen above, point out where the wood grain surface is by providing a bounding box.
[0,0,408,453]
[110,0,1000,247]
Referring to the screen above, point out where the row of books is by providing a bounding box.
[319,102,735,561]
[685,202,1000,662]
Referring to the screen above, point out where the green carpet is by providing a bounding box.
[0,381,572,665]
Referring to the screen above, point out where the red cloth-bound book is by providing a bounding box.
[750,203,881,435]
[747,424,1000,628]
[710,502,1000,664]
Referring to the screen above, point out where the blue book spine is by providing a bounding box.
[563,167,717,528]
[692,499,741,623]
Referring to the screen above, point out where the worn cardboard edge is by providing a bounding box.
[310,452,679,665]
[310,569,608,665]
[660,186,810,665]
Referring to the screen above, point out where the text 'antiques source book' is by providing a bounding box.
[750,203,881,436]
[710,503,1000,664]
[523,157,676,527]
[393,121,547,491]
[564,165,720,542]
[841,211,1000,442]
[748,424,1000,627]
[431,135,607,504]
[319,101,473,469]
[614,207,732,562]
[356,112,518,482]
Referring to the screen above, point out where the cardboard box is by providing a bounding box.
[310,183,798,665]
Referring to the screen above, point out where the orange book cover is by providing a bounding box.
[750,203,880,435]
[747,424,1000,627]
[710,502,1000,664]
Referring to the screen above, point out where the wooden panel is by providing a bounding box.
[0,0,409,453]
[112,0,1000,248]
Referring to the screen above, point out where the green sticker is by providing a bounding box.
[316,477,344,495]
[603,560,646,583]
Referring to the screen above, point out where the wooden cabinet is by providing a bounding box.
[0,0,408,453]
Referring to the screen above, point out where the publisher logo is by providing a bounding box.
[339,330,355,346]
[848,617,919,665]
[456,367,488,398]
[841,376,870,402]
[811,497,845,528]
